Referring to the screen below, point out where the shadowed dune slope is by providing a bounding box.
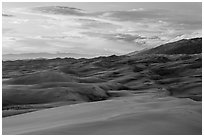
[4,71,76,85]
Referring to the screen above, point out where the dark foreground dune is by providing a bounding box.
[3,92,202,135]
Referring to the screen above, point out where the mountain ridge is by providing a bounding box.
[2,52,95,61]
[137,37,202,55]
[4,37,202,61]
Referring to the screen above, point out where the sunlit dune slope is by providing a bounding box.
[3,93,202,135]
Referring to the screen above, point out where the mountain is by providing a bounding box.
[2,52,94,61]
[137,37,202,55]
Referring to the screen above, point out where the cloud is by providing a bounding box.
[2,13,14,17]
[83,32,147,42]
[11,19,29,24]
[99,8,201,32]
[2,28,15,34]
[77,18,120,30]
[2,5,202,56]
[128,8,144,11]
[31,6,87,16]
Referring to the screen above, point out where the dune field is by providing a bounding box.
[2,38,202,135]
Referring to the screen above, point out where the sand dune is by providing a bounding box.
[2,38,202,134]
[2,53,202,118]
[3,92,201,135]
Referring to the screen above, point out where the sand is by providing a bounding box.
[3,91,202,135]
[2,52,202,135]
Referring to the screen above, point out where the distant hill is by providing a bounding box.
[132,37,202,55]
[2,52,94,61]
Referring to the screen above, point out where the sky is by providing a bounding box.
[2,2,202,56]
